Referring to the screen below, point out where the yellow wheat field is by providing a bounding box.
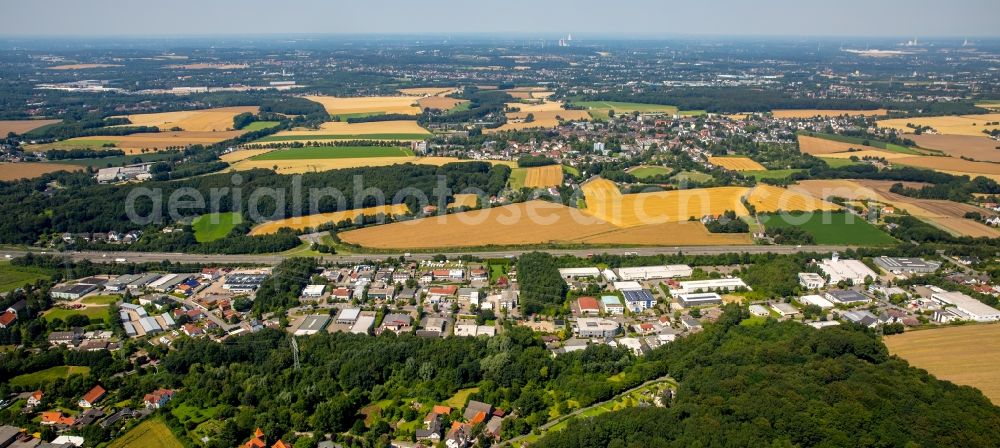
[886,324,1000,404]
[0,119,60,136]
[746,185,840,213]
[338,200,750,249]
[707,156,766,171]
[797,135,887,155]
[398,87,457,96]
[229,156,516,174]
[487,107,590,133]
[249,204,409,235]
[417,96,468,110]
[523,165,564,188]
[113,106,259,132]
[304,95,422,116]
[581,178,749,227]
[771,109,888,119]
[220,148,275,163]
[877,114,1000,137]
[0,163,83,181]
[818,149,914,160]
[267,120,430,137]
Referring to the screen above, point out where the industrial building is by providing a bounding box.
[615,265,693,281]
[574,318,621,338]
[295,315,330,336]
[873,256,942,274]
[824,289,870,305]
[798,294,835,309]
[676,292,723,308]
[672,278,749,295]
[622,289,655,312]
[601,296,624,315]
[931,291,1000,322]
[798,272,826,289]
[817,254,877,285]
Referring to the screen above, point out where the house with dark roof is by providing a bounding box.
[463,400,493,422]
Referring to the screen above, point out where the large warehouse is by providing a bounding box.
[931,291,1000,322]
[616,265,693,281]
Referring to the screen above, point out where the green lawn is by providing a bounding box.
[171,403,222,425]
[81,294,119,305]
[241,121,280,131]
[760,211,897,245]
[671,170,713,183]
[742,169,805,180]
[0,261,53,292]
[45,151,177,168]
[250,146,414,160]
[30,139,118,151]
[562,165,580,177]
[330,112,388,121]
[575,101,679,115]
[447,102,472,114]
[192,212,243,242]
[445,387,480,409]
[10,365,91,387]
[43,306,111,322]
[798,131,925,155]
[819,157,860,168]
[107,417,184,448]
[628,166,673,179]
[256,133,430,142]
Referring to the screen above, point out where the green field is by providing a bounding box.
[331,112,387,121]
[444,387,480,409]
[10,365,91,387]
[562,165,580,177]
[30,139,118,151]
[760,211,896,245]
[192,212,243,242]
[509,168,528,189]
[671,170,713,183]
[575,101,679,115]
[447,102,472,114]
[819,157,860,168]
[250,146,414,160]
[43,306,111,322]
[45,151,177,169]
[0,261,53,292]
[107,417,184,448]
[256,133,430,142]
[799,131,926,155]
[628,166,673,179]
[241,121,280,131]
[171,403,222,425]
[742,169,805,180]
[81,294,119,305]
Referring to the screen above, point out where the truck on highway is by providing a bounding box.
[114,258,127,263]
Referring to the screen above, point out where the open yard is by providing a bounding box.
[0,261,53,292]
[0,162,83,181]
[760,211,896,245]
[192,212,243,242]
[707,156,766,171]
[113,106,258,132]
[746,185,840,213]
[250,146,414,160]
[885,324,1000,404]
[0,119,61,136]
[249,204,409,235]
[304,95,422,116]
[878,113,1000,137]
[107,417,184,448]
[44,306,111,322]
[10,366,91,387]
[771,109,887,118]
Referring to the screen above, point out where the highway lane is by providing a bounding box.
[0,245,852,266]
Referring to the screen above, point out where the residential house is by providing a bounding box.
[143,389,175,409]
[78,385,106,408]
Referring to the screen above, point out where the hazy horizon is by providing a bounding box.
[5,0,1000,38]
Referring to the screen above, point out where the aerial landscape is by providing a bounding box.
[2,0,1000,447]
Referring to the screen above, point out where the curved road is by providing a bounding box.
[0,245,852,266]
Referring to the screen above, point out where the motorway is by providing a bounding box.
[0,245,853,266]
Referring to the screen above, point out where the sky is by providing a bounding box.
[4,0,1000,38]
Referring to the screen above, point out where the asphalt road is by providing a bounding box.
[0,245,852,266]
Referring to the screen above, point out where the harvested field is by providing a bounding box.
[0,119,60,136]
[0,162,82,181]
[798,135,891,155]
[249,204,409,235]
[909,134,1000,163]
[746,185,840,213]
[488,103,590,133]
[878,114,1000,137]
[263,120,430,139]
[221,148,274,163]
[892,156,1000,176]
[250,146,413,160]
[771,109,887,118]
[522,165,564,188]
[398,87,457,96]
[113,106,259,132]
[450,194,479,209]
[885,324,1000,404]
[789,179,884,202]
[574,101,679,115]
[166,63,247,70]
[229,156,515,174]
[338,200,750,249]
[581,178,748,227]
[47,63,121,70]
[417,96,468,110]
[304,95,422,116]
[707,156,766,171]
[819,149,914,160]
[30,131,246,154]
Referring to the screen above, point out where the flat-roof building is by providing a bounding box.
[600,296,624,315]
[574,318,621,338]
[336,308,361,324]
[295,315,330,336]
[824,289,870,305]
[51,284,97,300]
[301,284,326,298]
[676,292,723,308]
[622,289,655,312]
[874,256,942,274]
[612,281,643,292]
[616,265,693,281]
[931,291,1000,322]
[798,294,835,309]
[673,278,749,295]
[350,315,376,334]
[818,254,877,286]
[798,273,826,289]
[558,267,601,280]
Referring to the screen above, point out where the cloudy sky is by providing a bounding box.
[4,0,999,37]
